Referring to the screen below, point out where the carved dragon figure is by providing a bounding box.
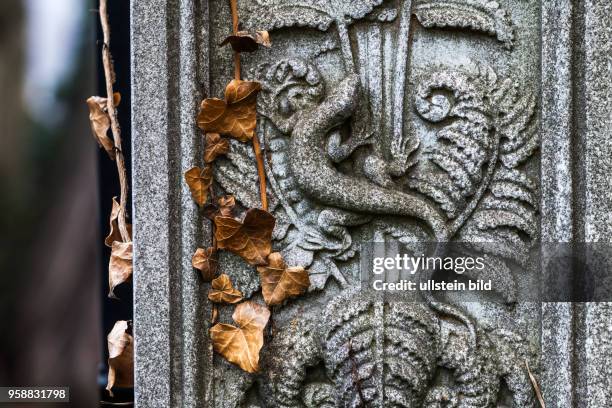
[209,1,541,406]
[214,59,539,407]
[290,72,450,242]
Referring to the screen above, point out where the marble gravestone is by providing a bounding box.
[131,0,612,407]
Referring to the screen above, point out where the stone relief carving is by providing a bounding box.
[260,291,534,407]
[211,0,540,406]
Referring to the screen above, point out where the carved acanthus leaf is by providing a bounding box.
[243,0,384,32]
[414,0,515,49]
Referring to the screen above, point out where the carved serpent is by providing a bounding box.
[288,69,497,344]
[290,74,451,243]
[253,64,537,407]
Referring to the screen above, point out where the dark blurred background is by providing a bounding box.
[0,0,131,406]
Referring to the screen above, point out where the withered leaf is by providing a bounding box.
[197,80,262,142]
[202,203,220,220]
[185,166,213,206]
[109,241,133,298]
[526,360,546,408]
[220,30,272,52]
[257,252,310,306]
[204,133,230,163]
[192,247,218,281]
[218,195,236,217]
[208,274,243,304]
[105,197,132,247]
[86,96,115,159]
[106,320,133,397]
[203,195,236,220]
[215,208,275,266]
[211,306,219,324]
[210,301,270,373]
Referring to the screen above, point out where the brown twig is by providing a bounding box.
[525,360,546,408]
[208,184,219,325]
[229,0,241,81]
[228,0,268,211]
[252,135,268,210]
[100,0,130,243]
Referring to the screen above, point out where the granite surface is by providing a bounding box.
[131,0,612,406]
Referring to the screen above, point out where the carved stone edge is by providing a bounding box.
[131,0,211,407]
[128,0,612,406]
[541,0,612,406]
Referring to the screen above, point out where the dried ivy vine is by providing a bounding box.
[186,0,310,373]
[86,0,134,399]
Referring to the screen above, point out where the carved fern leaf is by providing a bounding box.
[409,69,493,219]
[451,249,518,303]
[492,80,539,168]
[414,0,515,49]
[458,167,538,260]
[322,296,439,406]
[214,139,278,211]
[243,0,384,31]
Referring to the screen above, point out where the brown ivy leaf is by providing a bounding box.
[218,195,236,216]
[108,241,133,298]
[208,274,243,304]
[185,166,213,206]
[202,203,220,220]
[204,133,230,163]
[220,30,271,52]
[87,95,116,159]
[197,80,262,142]
[210,301,270,373]
[105,197,132,247]
[192,247,218,281]
[214,208,275,266]
[203,195,236,220]
[106,320,133,397]
[257,252,310,306]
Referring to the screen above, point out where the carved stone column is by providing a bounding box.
[131,0,611,406]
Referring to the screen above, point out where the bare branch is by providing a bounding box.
[99,0,130,243]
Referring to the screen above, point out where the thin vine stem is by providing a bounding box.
[208,184,219,324]
[229,0,241,81]
[228,0,268,211]
[100,0,130,242]
[251,135,268,211]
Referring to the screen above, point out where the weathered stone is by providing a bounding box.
[131,0,612,406]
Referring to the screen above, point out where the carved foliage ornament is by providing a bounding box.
[212,0,539,406]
